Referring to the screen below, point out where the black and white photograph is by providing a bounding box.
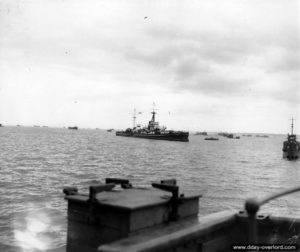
[0,0,299,251]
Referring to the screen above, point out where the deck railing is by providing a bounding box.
[245,185,300,244]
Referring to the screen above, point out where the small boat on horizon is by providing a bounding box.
[282,118,299,160]
[68,126,78,130]
[107,128,114,132]
[116,104,189,142]
[219,133,240,139]
[194,131,207,136]
[204,137,219,141]
[256,135,269,138]
[227,133,234,139]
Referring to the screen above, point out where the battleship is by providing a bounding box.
[116,106,189,142]
[282,118,300,159]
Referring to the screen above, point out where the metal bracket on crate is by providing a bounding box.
[89,178,132,201]
[63,187,78,196]
[89,183,116,201]
[160,179,177,186]
[87,183,116,223]
[152,179,185,221]
[105,178,132,189]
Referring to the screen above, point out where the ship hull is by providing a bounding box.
[282,138,300,159]
[283,150,299,159]
[116,131,189,142]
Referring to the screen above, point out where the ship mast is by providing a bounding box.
[133,108,137,128]
[151,102,156,122]
[290,117,295,135]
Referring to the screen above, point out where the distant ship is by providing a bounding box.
[194,131,207,136]
[255,135,269,138]
[226,133,234,139]
[107,129,114,132]
[218,132,231,137]
[68,126,78,130]
[116,105,189,142]
[282,118,300,160]
[204,137,219,141]
[218,132,237,139]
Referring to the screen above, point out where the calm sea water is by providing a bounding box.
[0,126,299,251]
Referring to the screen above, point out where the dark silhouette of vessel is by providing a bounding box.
[282,118,299,159]
[68,126,78,130]
[218,132,240,139]
[116,105,189,142]
[194,131,207,136]
[204,137,219,141]
[256,134,269,138]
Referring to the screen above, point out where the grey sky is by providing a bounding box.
[0,0,299,133]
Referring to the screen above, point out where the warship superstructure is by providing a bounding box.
[116,105,189,142]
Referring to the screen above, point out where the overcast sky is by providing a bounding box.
[0,0,299,133]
